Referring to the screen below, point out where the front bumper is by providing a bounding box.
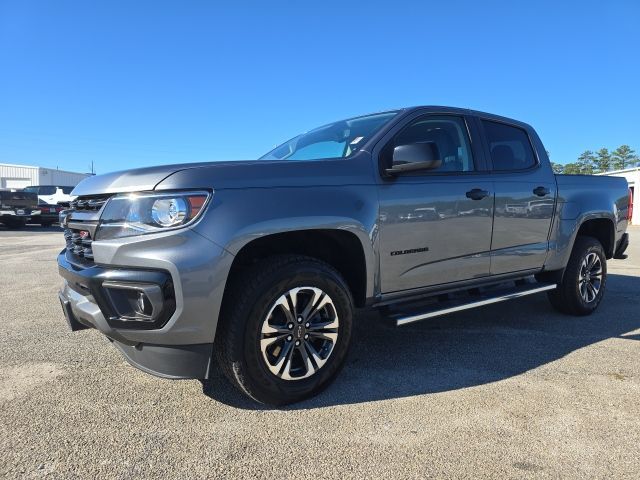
[57,228,234,379]
[58,250,176,330]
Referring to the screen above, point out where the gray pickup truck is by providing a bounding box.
[57,106,631,405]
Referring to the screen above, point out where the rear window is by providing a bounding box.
[483,120,537,171]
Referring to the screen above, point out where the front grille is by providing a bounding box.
[69,197,108,211]
[63,195,112,264]
[64,227,94,260]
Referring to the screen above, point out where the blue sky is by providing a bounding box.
[0,0,638,174]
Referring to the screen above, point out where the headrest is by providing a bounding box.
[491,145,516,170]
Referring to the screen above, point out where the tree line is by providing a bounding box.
[550,145,639,175]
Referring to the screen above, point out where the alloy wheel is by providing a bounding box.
[259,287,339,380]
[578,252,603,303]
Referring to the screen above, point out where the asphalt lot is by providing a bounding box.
[1,225,639,478]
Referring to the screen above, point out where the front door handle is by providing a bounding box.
[466,188,490,200]
[533,186,550,197]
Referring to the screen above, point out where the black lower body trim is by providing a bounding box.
[374,269,541,307]
[58,292,89,331]
[614,233,629,259]
[110,340,213,379]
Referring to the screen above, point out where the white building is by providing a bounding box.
[596,167,639,225]
[0,163,90,189]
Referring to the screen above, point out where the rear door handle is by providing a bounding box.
[533,186,550,197]
[466,188,490,200]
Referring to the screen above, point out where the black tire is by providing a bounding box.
[547,236,607,316]
[214,255,354,406]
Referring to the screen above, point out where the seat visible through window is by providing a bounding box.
[483,120,537,171]
[491,145,517,170]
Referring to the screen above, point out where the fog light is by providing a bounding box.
[102,282,164,323]
[135,292,153,318]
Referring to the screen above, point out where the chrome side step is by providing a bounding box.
[393,283,557,326]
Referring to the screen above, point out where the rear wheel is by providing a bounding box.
[214,255,353,405]
[548,236,607,316]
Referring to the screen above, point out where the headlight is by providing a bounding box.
[152,197,188,227]
[95,190,211,240]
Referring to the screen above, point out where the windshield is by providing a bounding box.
[259,111,399,161]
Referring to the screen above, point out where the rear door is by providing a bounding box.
[377,112,495,292]
[478,118,557,274]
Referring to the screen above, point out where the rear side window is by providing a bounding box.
[482,120,537,171]
[61,186,74,194]
[39,186,56,195]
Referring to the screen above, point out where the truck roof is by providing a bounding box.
[400,106,533,131]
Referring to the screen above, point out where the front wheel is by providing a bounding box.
[214,255,353,405]
[548,236,607,316]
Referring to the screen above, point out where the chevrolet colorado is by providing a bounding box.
[57,107,630,405]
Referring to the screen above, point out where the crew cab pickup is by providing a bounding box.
[57,107,630,405]
[0,189,39,228]
[23,185,76,207]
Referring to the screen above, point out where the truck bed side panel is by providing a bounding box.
[545,174,629,270]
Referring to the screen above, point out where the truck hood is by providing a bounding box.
[71,162,217,196]
[72,155,372,196]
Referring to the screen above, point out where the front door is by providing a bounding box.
[378,114,494,293]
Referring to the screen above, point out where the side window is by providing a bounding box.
[390,115,474,173]
[39,186,56,195]
[61,186,74,194]
[482,120,537,171]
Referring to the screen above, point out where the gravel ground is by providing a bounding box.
[1,225,639,479]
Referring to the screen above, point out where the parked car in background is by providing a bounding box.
[57,106,630,405]
[0,189,39,228]
[36,202,63,227]
[23,185,75,206]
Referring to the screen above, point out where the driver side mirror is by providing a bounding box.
[385,142,442,175]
